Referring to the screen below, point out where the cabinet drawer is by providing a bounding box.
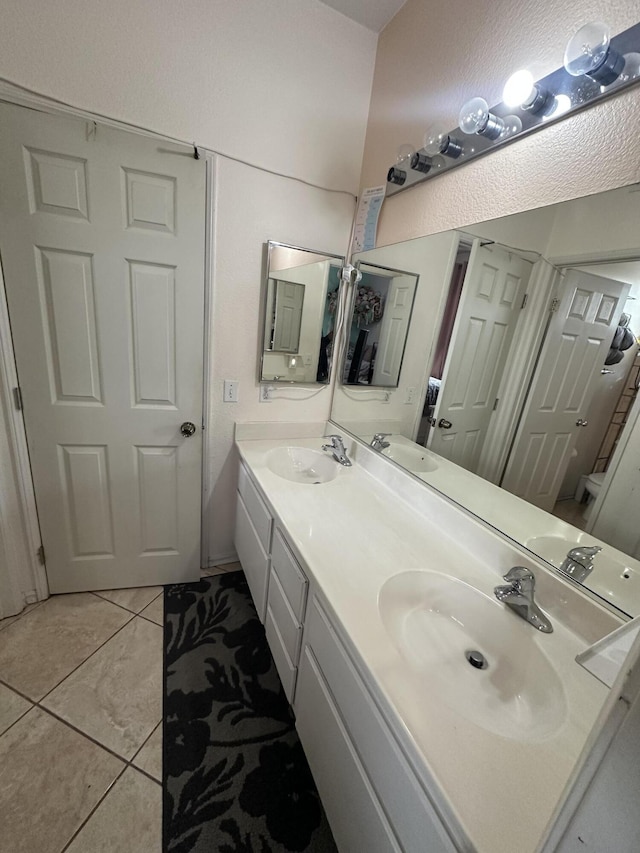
[267,569,302,665]
[234,492,270,623]
[296,646,401,853]
[238,462,272,552]
[303,597,457,853]
[265,604,297,703]
[271,529,308,621]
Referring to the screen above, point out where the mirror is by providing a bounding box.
[330,184,640,618]
[260,241,344,384]
[342,263,419,387]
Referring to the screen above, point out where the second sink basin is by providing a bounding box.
[382,443,438,473]
[378,570,566,741]
[266,446,338,484]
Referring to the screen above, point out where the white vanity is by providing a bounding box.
[234,431,622,853]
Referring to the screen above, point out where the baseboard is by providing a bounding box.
[205,551,239,569]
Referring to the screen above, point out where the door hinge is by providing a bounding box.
[37,544,45,565]
[550,297,560,313]
[13,386,23,411]
[521,293,528,310]
[493,397,499,411]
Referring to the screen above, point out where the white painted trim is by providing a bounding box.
[200,153,217,568]
[0,258,47,610]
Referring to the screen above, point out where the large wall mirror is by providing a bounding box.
[330,183,640,618]
[260,241,344,385]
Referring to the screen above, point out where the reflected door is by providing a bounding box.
[502,269,630,511]
[371,272,418,386]
[428,242,531,472]
[0,103,205,592]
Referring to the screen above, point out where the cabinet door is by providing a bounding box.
[234,492,270,622]
[296,645,402,853]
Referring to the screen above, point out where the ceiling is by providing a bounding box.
[318,0,407,32]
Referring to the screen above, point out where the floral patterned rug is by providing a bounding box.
[163,571,337,853]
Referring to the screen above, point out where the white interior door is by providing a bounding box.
[273,280,304,352]
[0,102,206,593]
[371,270,418,387]
[428,242,531,473]
[502,269,630,511]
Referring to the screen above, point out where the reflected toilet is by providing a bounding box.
[575,472,606,520]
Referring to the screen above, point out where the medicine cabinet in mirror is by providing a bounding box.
[330,183,640,618]
[341,262,418,388]
[260,241,344,385]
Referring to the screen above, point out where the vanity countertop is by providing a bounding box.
[235,434,622,853]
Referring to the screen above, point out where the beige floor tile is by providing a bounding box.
[133,722,162,782]
[0,594,132,700]
[140,592,164,626]
[0,683,32,735]
[94,585,163,613]
[0,707,123,853]
[66,767,161,853]
[43,616,163,759]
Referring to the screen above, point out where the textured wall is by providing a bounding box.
[361,0,640,245]
[0,0,376,194]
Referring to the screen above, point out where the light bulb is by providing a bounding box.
[499,115,523,140]
[423,124,463,159]
[396,144,415,166]
[564,22,624,85]
[459,97,505,140]
[502,70,553,114]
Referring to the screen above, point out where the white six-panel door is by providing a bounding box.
[0,103,205,593]
[502,269,630,511]
[428,242,532,473]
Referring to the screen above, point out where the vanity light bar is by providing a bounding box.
[386,20,640,197]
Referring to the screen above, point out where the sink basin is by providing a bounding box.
[378,571,566,741]
[382,443,438,473]
[526,535,640,614]
[266,446,338,484]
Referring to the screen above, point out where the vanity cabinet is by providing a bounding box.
[295,595,457,853]
[235,463,309,702]
[234,462,273,622]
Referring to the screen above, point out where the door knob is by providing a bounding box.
[576,418,588,427]
[438,419,453,429]
[180,421,197,437]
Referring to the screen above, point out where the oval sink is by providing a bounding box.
[266,446,338,484]
[378,571,566,741]
[382,443,438,473]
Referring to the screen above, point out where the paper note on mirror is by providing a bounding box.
[352,185,386,253]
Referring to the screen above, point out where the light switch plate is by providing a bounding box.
[224,380,239,402]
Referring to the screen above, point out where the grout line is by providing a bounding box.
[0,600,45,632]
[92,588,164,617]
[58,763,129,853]
[0,680,163,781]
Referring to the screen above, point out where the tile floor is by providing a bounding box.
[0,562,241,853]
[552,498,589,531]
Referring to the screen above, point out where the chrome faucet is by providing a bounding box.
[370,433,391,451]
[559,545,602,583]
[494,567,553,633]
[322,434,352,467]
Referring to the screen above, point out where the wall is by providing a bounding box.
[360,0,640,246]
[0,0,378,567]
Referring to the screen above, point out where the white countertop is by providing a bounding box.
[236,433,621,853]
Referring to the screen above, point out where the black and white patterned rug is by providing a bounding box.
[163,571,337,853]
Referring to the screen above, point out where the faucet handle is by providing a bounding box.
[372,432,391,440]
[568,545,602,560]
[502,566,535,588]
[323,434,342,442]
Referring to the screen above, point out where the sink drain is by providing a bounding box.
[465,650,488,670]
